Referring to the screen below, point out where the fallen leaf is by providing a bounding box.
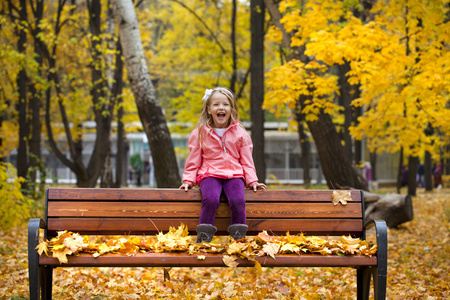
[222,255,239,267]
[331,190,351,205]
[262,242,280,259]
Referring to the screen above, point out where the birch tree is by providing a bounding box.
[113,0,180,187]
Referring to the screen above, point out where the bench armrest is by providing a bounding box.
[365,220,387,274]
[28,218,46,260]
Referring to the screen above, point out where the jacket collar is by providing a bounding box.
[206,120,239,131]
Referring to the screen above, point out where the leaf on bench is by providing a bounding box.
[331,190,351,205]
[223,255,239,267]
[262,242,280,259]
[35,240,49,256]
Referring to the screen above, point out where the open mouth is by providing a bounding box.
[217,113,226,119]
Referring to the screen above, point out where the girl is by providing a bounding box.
[179,87,266,243]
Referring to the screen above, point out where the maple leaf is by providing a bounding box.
[344,244,359,255]
[63,233,87,253]
[226,242,245,255]
[257,231,277,243]
[52,230,73,245]
[285,232,307,246]
[222,255,239,267]
[197,255,206,260]
[52,247,72,264]
[119,240,139,256]
[262,242,280,259]
[94,243,114,257]
[35,241,49,256]
[313,247,331,255]
[280,243,299,254]
[331,190,351,205]
[341,235,360,245]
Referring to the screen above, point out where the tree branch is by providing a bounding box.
[169,0,226,54]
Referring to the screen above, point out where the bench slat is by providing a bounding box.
[47,188,362,202]
[47,218,364,236]
[47,202,362,219]
[38,252,377,268]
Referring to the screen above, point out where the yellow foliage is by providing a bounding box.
[265,0,449,156]
[0,121,18,158]
[0,163,34,230]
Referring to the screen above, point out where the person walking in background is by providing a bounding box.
[134,164,142,187]
[434,162,443,189]
[417,163,425,187]
[179,87,266,243]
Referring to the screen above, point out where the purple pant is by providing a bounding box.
[199,177,246,225]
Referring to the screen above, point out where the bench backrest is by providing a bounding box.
[44,188,365,238]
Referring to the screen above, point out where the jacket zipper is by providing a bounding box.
[213,130,227,153]
[222,132,227,153]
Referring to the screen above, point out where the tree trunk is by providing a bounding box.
[113,0,180,187]
[365,193,413,228]
[298,119,311,186]
[100,149,113,188]
[305,109,367,190]
[114,41,125,188]
[250,0,266,183]
[338,61,353,158]
[424,150,433,191]
[295,102,311,186]
[407,155,419,196]
[396,148,404,193]
[28,0,44,190]
[16,0,28,182]
[264,0,367,190]
[229,0,237,93]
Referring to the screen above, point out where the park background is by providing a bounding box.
[0,0,449,298]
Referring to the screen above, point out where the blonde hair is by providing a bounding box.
[196,87,240,146]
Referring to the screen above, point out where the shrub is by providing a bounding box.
[0,162,34,229]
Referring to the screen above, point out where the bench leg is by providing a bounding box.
[356,267,371,300]
[372,267,387,300]
[29,265,53,300]
[42,267,53,300]
[29,261,40,300]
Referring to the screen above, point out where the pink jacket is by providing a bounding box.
[182,121,258,188]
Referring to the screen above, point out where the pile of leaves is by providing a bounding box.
[36,224,377,266]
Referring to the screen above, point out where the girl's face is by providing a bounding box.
[207,92,231,128]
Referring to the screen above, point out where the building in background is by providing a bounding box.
[5,122,398,187]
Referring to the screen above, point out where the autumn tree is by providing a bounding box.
[263,0,368,190]
[113,0,181,187]
[263,0,449,191]
[1,0,47,192]
[1,0,139,187]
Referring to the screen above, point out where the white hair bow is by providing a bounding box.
[202,89,213,102]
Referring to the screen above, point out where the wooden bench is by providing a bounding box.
[28,188,387,300]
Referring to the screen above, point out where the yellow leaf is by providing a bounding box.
[63,233,87,253]
[331,190,351,205]
[35,242,49,256]
[254,261,262,275]
[226,242,244,255]
[341,235,360,245]
[262,243,280,259]
[223,255,239,267]
[52,247,72,264]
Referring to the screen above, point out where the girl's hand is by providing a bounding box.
[179,183,191,192]
[252,182,267,192]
